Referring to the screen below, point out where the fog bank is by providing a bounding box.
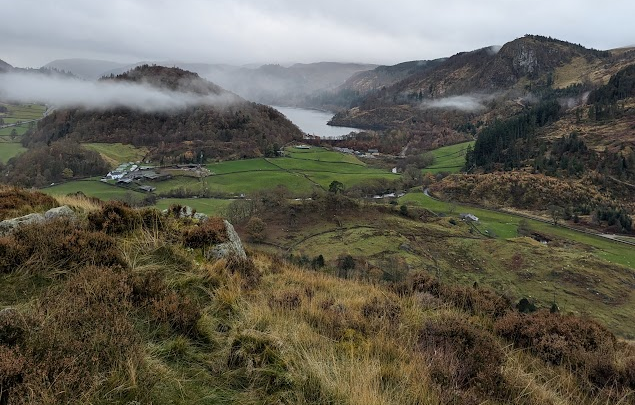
[420,95,492,112]
[0,72,238,112]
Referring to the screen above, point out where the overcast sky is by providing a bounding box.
[1,0,634,68]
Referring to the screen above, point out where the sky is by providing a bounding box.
[1,0,634,68]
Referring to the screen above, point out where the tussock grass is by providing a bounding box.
[2,199,635,404]
[53,193,103,214]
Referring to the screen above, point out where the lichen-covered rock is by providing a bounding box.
[0,213,45,236]
[206,220,247,260]
[193,212,208,221]
[44,205,74,220]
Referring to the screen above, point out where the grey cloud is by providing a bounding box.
[0,72,239,112]
[0,0,634,68]
[420,95,493,112]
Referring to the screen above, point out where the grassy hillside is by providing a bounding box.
[234,190,635,338]
[0,143,27,163]
[48,147,400,200]
[43,180,146,201]
[423,140,474,174]
[0,190,634,404]
[153,198,232,216]
[83,143,149,168]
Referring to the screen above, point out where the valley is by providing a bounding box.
[2,32,635,404]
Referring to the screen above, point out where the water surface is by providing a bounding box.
[272,106,359,139]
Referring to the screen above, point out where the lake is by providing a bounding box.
[271,106,359,139]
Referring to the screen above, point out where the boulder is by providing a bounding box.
[44,205,74,220]
[0,213,45,236]
[206,220,247,260]
[193,212,209,221]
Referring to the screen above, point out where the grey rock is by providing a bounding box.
[206,220,247,260]
[193,212,208,221]
[184,206,193,217]
[0,213,45,236]
[44,205,74,220]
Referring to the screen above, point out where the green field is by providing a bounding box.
[423,141,474,174]
[0,103,46,119]
[285,146,364,164]
[83,143,149,167]
[0,123,32,137]
[203,147,399,196]
[207,158,279,174]
[399,190,635,269]
[0,103,46,141]
[42,180,145,201]
[156,171,319,196]
[153,198,232,216]
[0,142,27,163]
[0,103,46,128]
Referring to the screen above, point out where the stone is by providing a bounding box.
[0,213,45,236]
[44,205,74,220]
[206,220,247,260]
[193,212,208,221]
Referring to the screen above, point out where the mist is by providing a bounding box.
[0,72,239,112]
[420,95,491,112]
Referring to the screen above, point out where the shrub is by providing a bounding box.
[0,187,58,220]
[6,266,141,404]
[139,207,166,231]
[398,272,511,318]
[88,201,140,234]
[0,309,26,347]
[361,296,401,325]
[0,346,26,405]
[441,286,512,318]
[420,317,505,397]
[59,229,126,268]
[129,270,166,306]
[150,292,202,338]
[494,310,616,367]
[226,256,261,289]
[268,290,302,310]
[245,216,266,242]
[0,219,125,274]
[182,217,227,249]
[0,237,28,274]
[227,329,293,396]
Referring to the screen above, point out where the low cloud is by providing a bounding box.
[420,95,492,112]
[0,72,238,112]
[488,45,502,55]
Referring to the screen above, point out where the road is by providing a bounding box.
[422,188,635,247]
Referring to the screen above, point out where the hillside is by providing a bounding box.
[330,35,635,138]
[0,59,12,72]
[1,188,634,404]
[205,62,378,108]
[5,65,303,187]
[47,58,378,109]
[42,58,129,80]
[338,59,446,94]
[459,63,635,216]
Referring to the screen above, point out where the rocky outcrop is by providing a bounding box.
[44,205,75,220]
[206,220,247,260]
[0,213,45,235]
[0,206,74,235]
